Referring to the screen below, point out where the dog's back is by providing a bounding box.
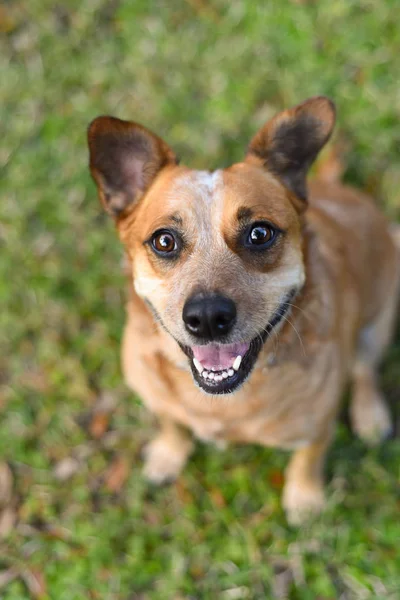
[309,179,398,327]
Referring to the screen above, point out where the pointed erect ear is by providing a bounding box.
[87,116,177,217]
[246,96,336,206]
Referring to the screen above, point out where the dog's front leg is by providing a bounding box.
[142,417,194,485]
[282,432,332,525]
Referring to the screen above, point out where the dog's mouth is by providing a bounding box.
[180,289,297,395]
[188,340,252,394]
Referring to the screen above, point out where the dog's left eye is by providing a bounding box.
[151,230,178,255]
[246,223,277,248]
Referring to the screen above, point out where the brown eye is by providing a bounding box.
[247,223,276,247]
[151,230,178,254]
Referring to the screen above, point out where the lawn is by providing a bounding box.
[1,1,400,598]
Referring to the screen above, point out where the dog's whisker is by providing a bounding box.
[286,302,314,323]
[279,313,307,358]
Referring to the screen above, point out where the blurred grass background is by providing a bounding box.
[1,1,400,598]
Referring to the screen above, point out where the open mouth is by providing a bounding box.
[180,288,297,395]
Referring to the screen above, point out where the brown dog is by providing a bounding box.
[87,97,399,523]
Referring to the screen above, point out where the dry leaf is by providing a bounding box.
[0,506,16,538]
[53,457,80,481]
[95,391,117,413]
[21,569,47,599]
[209,487,226,508]
[88,391,117,438]
[0,568,18,589]
[143,506,161,526]
[105,456,129,493]
[174,479,194,504]
[0,6,16,33]
[19,369,49,393]
[0,462,13,507]
[269,469,285,489]
[272,562,294,599]
[89,412,109,439]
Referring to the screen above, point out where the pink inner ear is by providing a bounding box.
[121,154,146,192]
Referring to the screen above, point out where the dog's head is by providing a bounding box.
[88,97,335,395]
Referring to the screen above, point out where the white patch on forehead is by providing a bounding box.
[167,169,226,252]
[171,170,223,206]
[196,170,223,204]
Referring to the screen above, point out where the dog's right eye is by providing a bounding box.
[151,230,178,255]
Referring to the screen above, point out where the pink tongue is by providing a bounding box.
[192,342,250,370]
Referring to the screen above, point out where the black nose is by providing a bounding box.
[182,293,237,340]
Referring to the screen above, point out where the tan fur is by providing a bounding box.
[88,99,399,523]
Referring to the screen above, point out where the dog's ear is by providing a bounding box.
[87,116,177,217]
[246,97,335,209]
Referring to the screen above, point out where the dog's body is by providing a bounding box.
[88,98,399,523]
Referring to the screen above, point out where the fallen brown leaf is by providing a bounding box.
[21,569,47,599]
[0,6,16,33]
[174,479,194,504]
[269,469,285,489]
[88,391,117,438]
[0,568,18,589]
[0,462,13,507]
[89,412,110,439]
[184,0,220,22]
[143,506,161,526]
[272,562,294,599]
[105,456,129,493]
[209,487,226,508]
[19,369,50,393]
[0,506,16,538]
[53,456,80,481]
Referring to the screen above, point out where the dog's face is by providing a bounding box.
[122,164,304,394]
[88,97,335,394]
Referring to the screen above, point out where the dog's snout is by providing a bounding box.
[182,294,237,340]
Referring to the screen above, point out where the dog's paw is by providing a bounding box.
[142,437,192,485]
[282,481,326,526]
[350,390,392,445]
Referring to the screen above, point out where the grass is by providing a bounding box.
[1,0,400,598]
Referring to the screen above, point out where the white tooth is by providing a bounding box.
[193,358,203,374]
[228,369,234,377]
[202,370,209,379]
[233,355,242,371]
[215,375,222,382]
[222,371,228,379]
[208,372,215,380]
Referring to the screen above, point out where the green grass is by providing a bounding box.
[1,1,400,598]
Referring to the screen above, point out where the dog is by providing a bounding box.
[87,97,399,523]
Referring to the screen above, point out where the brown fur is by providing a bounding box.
[88,98,399,523]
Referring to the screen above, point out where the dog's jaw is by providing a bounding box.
[179,288,298,395]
